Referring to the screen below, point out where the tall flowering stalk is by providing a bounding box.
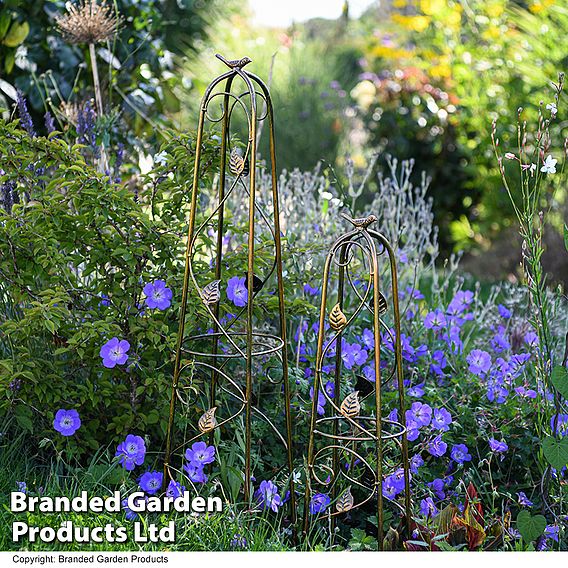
[56,0,120,172]
[492,73,566,516]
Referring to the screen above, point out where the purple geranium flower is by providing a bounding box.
[166,480,185,499]
[410,454,424,474]
[466,349,492,376]
[524,331,539,347]
[429,478,446,500]
[230,534,248,549]
[406,402,432,427]
[324,380,335,399]
[227,276,248,307]
[361,329,375,350]
[382,476,401,500]
[498,304,511,319]
[303,283,319,296]
[100,337,130,368]
[310,387,326,415]
[517,491,533,507]
[116,434,146,471]
[310,492,331,514]
[420,497,439,517]
[139,471,163,495]
[184,462,208,483]
[121,498,141,521]
[255,480,282,512]
[424,309,447,331]
[428,436,447,457]
[341,341,368,369]
[408,382,425,398]
[431,408,452,432]
[184,441,216,466]
[488,438,508,453]
[53,409,81,436]
[406,420,421,442]
[143,280,173,310]
[450,443,472,464]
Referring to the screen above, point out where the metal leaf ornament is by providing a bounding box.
[378,292,387,315]
[329,303,347,331]
[340,391,360,418]
[244,273,264,293]
[336,486,354,513]
[369,292,387,315]
[201,280,221,305]
[229,148,249,177]
[198,407,217,433]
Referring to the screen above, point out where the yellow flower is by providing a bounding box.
[441,5,462,30]
[529,0,555,13]
[482,24,501,40]
[420,0,446,16]
[392,14,431,32]
[372,45,413,59]
[486,1,505,18]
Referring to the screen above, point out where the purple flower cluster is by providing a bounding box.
[255,480,282,512]
[309,492,331,514]
[183,441,215,484]
[383,467,409,500]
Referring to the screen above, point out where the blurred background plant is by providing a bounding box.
[0,0,233,167]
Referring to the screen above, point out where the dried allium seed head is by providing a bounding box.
[59,100,82,125]
[56,0,120,45]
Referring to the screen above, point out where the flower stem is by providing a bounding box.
[88,42,109,173]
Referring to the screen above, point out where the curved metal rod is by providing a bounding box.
[247,70,297,529]
[304,220,411,546]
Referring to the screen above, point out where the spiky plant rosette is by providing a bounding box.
[56,0,120,45]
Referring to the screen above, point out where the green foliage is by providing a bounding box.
[183,21,356,172]
[0,0,231,143]
[551,365,568,400]
[0,118,219,454]
[541,437,568,471]
[516,510,546,543]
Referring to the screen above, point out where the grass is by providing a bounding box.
[0,437,292,552]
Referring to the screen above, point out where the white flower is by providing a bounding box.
[154,151,168,166]
[530,163,537,176]
[546,102,557,117]
[540,155,557,174]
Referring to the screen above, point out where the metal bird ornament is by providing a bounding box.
[215,53,252,70]
[341,212,378,230]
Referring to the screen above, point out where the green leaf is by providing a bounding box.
[564,223,568,252]
[542,436,568,470]
[551,365,568,399]
[2,21,30,47]
[517,510,546,543]
[0,13,12,39]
